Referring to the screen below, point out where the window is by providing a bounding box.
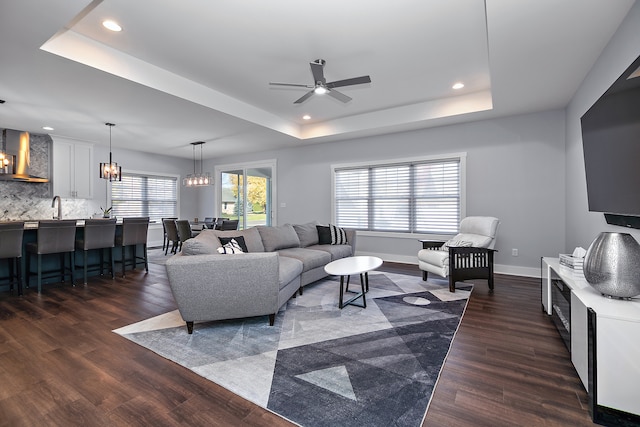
[333,154,465,235]
[215,160,276,230]
[110,172,178,222]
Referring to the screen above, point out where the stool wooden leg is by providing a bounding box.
[83,250,89,285]
[70,252,75,285]
[37,254,42,294]
[110,248,115,279]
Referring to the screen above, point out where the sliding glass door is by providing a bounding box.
[217,161,275,229]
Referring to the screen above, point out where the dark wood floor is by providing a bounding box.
[0,257,597,426]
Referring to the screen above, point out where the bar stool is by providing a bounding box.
[75,219,117,285]
[115,217,149,277]
[25,220,77,294]
[0,222,25,295]
[163,218,179,255]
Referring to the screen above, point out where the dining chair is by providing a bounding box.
[161,217,177,251]
[176,220,193,252]
[163,219,180,255]
[219,219,239,231]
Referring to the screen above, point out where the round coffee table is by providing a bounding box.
[324,256,383,309]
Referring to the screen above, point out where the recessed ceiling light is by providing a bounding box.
[102,20,122,32]
[42,126,54,131]
[302,115,311,120]
[452,82,465,90]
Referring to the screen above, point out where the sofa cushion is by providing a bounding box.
[181,230,221,255]
[308,244,353,261]
[258,224,300,252]
[277,248,331,272]
[212,227,265,252]
[278,256,303,290]
[293,221,319,247]
[219,236,249,253]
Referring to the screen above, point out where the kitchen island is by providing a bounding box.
[0,219,152,293]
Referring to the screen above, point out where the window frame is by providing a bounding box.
[214,159,277,228]
[331,153,466,239]
[108,169,180,224]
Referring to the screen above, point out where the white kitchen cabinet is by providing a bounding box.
[52,138,93,199]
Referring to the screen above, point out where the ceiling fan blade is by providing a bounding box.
[294,90,315,104]
[327,89,352,103]
[310,61,326,84]
[269,82,313,88]
[326,75,371,88]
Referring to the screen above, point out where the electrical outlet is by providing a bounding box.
[512,248,519,256]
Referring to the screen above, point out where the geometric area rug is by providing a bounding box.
[113,272,472,427]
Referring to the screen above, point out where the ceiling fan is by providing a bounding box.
[269,59,371,104]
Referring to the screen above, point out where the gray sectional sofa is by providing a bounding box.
[165,222,356,334]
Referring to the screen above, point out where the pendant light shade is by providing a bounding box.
[183,141,212,187]
[99,122,122,181]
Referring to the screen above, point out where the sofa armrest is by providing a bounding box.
[345,228,357,254]
[165,252,280,322]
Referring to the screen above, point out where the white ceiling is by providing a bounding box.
[0,0,635,159]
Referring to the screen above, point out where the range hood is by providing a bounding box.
[0,129,49,182]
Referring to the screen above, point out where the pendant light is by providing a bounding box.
[183,141,212,187]
[99,122,122,181]
[0,149,12,174]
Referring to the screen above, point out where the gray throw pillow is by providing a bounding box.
[293,221,319,247]
[181,230,221,255]
[257,224,301,252]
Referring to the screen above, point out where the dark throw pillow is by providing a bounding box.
[316,225,332,245]
[317,224,348,245]
[218,236,249,253]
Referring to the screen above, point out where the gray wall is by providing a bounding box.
[206,109,567,276]
[566,1,640,250]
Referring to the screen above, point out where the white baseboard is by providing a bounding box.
[355,251,541,279]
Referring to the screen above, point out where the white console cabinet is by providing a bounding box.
[541,257,640,425]
[52,138,93,199]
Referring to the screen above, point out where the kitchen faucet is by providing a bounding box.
[52,195,62,220]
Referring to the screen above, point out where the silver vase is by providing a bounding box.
[583,232,640,298]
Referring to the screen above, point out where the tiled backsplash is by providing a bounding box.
[0,192,92,221]
[0,130,95,221]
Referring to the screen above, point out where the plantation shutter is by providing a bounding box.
[335,158,460,234]
[111,173,177,222]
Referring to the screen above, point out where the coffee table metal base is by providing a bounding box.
[325,256,382,309]
[339,273,369,309]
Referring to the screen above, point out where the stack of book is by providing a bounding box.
[559,254,584,272]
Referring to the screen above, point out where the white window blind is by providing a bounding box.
[334,157,461,234]
[111,172,177,222]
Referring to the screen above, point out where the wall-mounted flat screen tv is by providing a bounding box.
[581,54,640,227]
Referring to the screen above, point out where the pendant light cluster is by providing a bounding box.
[99,122,122,181]
[183,141,212,187]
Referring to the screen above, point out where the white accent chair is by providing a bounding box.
[418,216,499,292]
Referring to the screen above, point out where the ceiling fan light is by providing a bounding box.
[314,86,328,95]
